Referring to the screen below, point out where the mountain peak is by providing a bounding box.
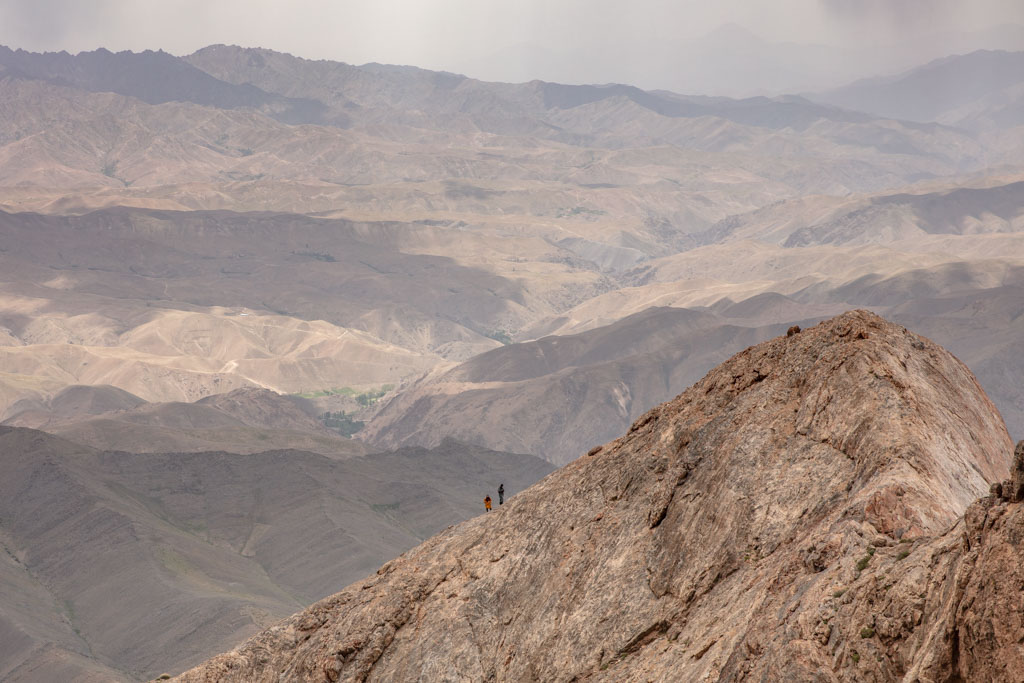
[176,311,1015,681]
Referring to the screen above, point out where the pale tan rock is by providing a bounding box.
[175,311,1016,682]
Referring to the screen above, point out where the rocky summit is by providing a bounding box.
[175,310,1018,682]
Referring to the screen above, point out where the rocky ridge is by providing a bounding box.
[174,311,1017,681]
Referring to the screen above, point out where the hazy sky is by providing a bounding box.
[2,0,1023,94]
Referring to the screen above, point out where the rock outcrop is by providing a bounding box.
[175,311,1016,682]
[992,440,1024,503]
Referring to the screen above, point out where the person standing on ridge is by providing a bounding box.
[498,483,504,505]
[484,495,492,512]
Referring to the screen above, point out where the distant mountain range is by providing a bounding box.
[810,49,1024,131]
[471,22,1024,97]
[1,43,1023,442]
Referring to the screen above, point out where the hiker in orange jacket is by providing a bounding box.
[484,495,492,512]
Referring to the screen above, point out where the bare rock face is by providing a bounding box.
[175,311,1014,682]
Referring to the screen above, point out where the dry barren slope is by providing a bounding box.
[0,206,545,415]
[3,386,367,456]
[176,310,1014,682]
[0,430,553,680]
[693,177,1024,248]
[0,207,529,353]
[363,264,1024,463]
[362,307,806,465]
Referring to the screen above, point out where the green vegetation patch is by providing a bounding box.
[485,329,513,345]
[355,385,392,406]
[321,411,365,437]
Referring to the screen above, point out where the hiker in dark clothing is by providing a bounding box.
[498,484,504,505]
[484,495,492,512]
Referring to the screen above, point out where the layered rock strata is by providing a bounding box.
[175,311,1017,682]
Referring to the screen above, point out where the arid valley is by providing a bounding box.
[1,6,1024,680]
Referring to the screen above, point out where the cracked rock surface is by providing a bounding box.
[175,310,1017,682]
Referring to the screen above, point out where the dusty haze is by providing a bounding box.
[3,0,1024,95]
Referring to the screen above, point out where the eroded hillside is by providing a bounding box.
[0,430,552,680]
